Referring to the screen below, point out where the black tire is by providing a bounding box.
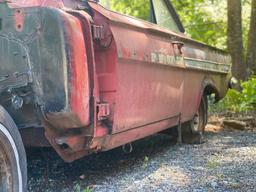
[0,106,27,192]
[182,95,208,144]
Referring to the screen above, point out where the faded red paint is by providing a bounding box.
[5,0,90,9]
[1,0,231,162]
[62,12,90,126]
[6,0,64,8]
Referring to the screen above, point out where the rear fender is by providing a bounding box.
[197,77,220,112]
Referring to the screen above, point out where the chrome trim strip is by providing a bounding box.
[184,57,231,74]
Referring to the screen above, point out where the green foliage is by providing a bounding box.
[172,0,228,49]
[143,156,149,168]
[100,0,150,21]
[214,76,256,112]
[83,187,93,192]
[100,0,251,50]
[73,183,93,192]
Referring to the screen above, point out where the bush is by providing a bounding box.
[211,76,256,113]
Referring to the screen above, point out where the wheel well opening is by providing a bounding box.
[204,85,220,102]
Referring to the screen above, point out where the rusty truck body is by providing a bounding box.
[0,0,233,191]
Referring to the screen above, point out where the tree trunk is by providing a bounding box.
[227,0,246,81]
[246,0,256,75]
[105,0,110,9]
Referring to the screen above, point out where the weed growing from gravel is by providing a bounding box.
[206,158,220,169]
[83,187,93,192]
[73,183,92,192]
[143,156,149,168]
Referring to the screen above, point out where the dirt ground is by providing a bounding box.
[27,114,256,192]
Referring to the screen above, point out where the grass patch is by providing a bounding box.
[206,158,220,169]
[73,183,93,192]
[143,156,149,168]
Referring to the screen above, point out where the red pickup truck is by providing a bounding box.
[0,0,233,191]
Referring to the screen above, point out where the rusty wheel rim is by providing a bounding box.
[0,142,13,192]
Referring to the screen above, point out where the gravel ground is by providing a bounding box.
[27,123,256,192]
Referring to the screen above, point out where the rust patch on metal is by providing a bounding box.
[45,112,87,129]
[14,9,24,32]
[20,127,50,147]
[43,112,94,162]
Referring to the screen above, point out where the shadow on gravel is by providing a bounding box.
[27,134,177,191]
